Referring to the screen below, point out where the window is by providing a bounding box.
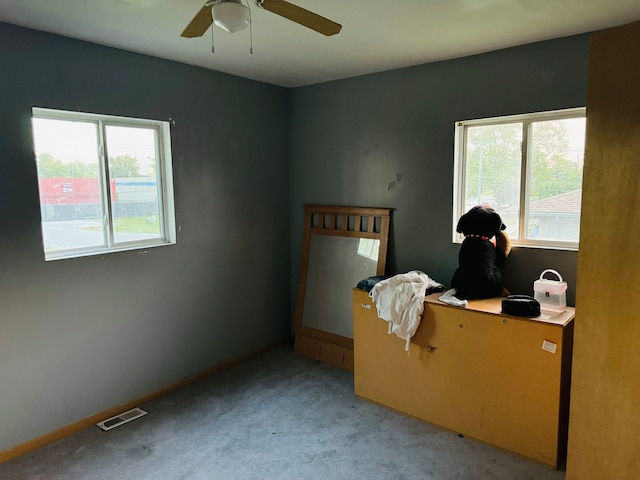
[453,108,585,250]
[32,108,176,260]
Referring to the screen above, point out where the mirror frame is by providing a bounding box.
[293,205,391,369]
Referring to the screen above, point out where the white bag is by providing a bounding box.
[533,269,567,313]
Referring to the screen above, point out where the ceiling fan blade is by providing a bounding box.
[181,5,213,38]
[259,0,342,36]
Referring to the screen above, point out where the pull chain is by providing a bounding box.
[247,0,254,55]
[211,18,215,54]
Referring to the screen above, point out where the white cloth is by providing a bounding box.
[438,288,468,308]
[369,271,443,352]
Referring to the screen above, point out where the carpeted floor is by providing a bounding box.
[0,344,565,480]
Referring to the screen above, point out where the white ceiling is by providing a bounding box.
[1,0,640,88]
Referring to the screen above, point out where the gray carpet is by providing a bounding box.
[0,345,565,480]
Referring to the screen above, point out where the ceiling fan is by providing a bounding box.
[180,0,342,38]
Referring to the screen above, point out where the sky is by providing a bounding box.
[32,118,157,175]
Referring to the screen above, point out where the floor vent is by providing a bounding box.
[96,407,147,431]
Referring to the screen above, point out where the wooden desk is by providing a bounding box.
[353,289,575,468]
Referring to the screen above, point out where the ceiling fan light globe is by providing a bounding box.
[212,2,250,33]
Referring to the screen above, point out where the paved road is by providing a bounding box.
[42,220,158,251]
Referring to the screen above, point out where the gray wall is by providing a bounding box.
[290,35,588,307]
[0,23,290,451]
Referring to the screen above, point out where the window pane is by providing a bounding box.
[32,118,105,253]
[464,123,522,239]
[105,125,162,244]
[527,118,585,242]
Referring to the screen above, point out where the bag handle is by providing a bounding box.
[540,269,563,282]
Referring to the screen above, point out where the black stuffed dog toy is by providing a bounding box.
[450,205,512,300]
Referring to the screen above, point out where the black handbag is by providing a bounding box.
[501,295,541,317]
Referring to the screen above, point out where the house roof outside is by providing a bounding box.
[529,189,583,215]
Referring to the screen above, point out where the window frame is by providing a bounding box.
[452,107,586,251]
[32,107,177,261]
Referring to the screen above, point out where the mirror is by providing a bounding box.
[302,235,380,338]
[294,205,391,370]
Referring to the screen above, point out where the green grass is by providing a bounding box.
[83,216,159,234]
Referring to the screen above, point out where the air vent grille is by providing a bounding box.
[96,407,147,431]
